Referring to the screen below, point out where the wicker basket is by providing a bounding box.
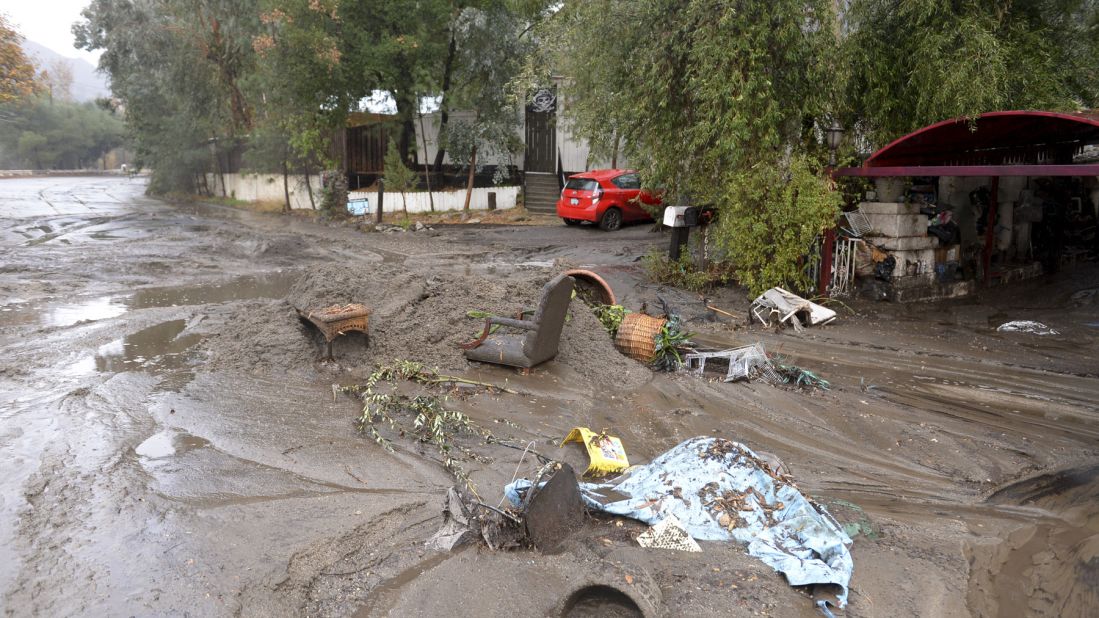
[614,313,667,362]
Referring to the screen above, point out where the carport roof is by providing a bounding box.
[835,110,1099,177]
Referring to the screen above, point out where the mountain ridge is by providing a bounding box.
[20,39,111,103]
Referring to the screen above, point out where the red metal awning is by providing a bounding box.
[835,110,1099,177]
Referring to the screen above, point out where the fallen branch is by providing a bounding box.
[706,304,741,320]
[424,374,519,394]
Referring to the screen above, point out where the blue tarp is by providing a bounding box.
[506,436,853,607]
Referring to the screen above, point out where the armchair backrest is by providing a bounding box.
[523,274,575,363]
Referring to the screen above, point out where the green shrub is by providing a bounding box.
[642,250,735,292]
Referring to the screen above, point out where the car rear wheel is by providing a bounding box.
[563,218,580,226]
[599,207,623,231]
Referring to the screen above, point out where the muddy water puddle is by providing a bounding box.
[0,270,299,327]
[69,319,202,390]
[136,430,211,459]
[410,253,557,277]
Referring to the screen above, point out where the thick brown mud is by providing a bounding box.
[1,176,1097,617]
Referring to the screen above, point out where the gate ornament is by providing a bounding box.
[529,89,556,113]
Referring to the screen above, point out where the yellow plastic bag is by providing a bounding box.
[561,427,630,477]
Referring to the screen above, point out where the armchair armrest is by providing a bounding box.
[459,316,538,350]
[488,316,538,331]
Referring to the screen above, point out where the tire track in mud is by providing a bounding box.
[763,333,1099,444]
[237,501,436,617]
[714,327,1099,617]
[15,215,131,247]
[625,374,972,499]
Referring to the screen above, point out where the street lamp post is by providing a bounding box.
[820,122,844,298]
[826,123,845,168]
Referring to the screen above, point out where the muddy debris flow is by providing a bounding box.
[194,262,650,388]
[1,176,1097,617]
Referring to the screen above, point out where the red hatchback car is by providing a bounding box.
[555,169,662,231]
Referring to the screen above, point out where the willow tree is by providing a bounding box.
[250,0,357,210]
[845,0,1099,146]
[543,0,843,294]
[75,0,260,193]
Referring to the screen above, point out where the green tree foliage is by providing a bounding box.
[338,0,452,161]
[437,2,544,180]
[845,0,1099,145]
[543,0,843,294]
[75,0,260,193]
[383,138,418,212]
[250,0,351,174]
[73,0,551,197]
[0,96,126,169]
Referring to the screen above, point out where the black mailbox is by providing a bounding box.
[683,207,700,227]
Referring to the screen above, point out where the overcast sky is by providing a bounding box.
[4,1,101,64]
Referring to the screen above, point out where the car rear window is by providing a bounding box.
[612,173,640,190]
[565,178,599,192]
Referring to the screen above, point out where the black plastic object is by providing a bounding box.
[682,207,700,227]
[874,255,896,281]
[523,463,584,553]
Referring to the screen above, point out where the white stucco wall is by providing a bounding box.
[207,172,517,213]
[348,185,518,214]
[207,173,319,210]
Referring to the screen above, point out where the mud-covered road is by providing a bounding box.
[1,176,1097,617]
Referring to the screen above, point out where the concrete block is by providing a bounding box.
[865,235,937,251]
[892,280,977,302]
[874,178,906,202]
[892,273,937,288]
[864,213,928,238]
[858,201,923,216]
[892,247,936,277]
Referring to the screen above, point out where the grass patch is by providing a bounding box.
[369,205,553,226]
[183,193,291,213]
[642,250,736,292]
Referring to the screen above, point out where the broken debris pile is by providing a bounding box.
[431,462,586,553]
[509,436,854,606]
[684,343,777,383]
[751,287,836,331]
[996,320,1060,336]
[684,343,830,390]
[428,486,527,552]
